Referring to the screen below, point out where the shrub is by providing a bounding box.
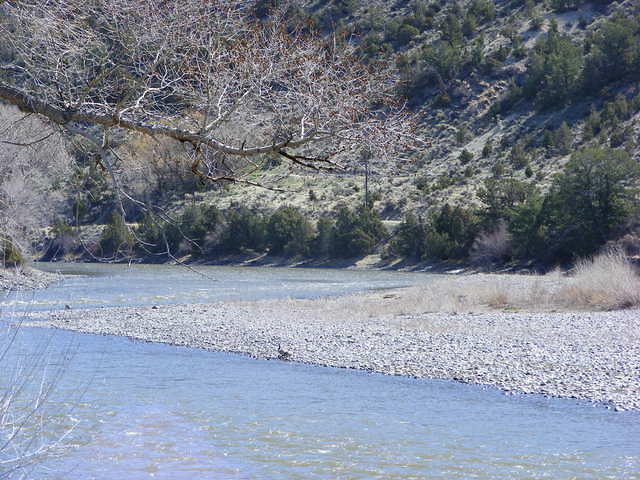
[524,165,533,178]
[314,217,335,257]
[583,16,640,94]
[583,107,601,140]
[331,205,386,258]
[522,22,583,110]
[509,142,528,169]
[99,212,133,258]
[135,213,165,255]
[266,206,314,256]
[177,204,221,254]
[459,149,474,165]
[470,222,512,265]
[1,239,24,268]
[397,23,419,44]
[508,194,546,259]
[433,204,479,257]
[45,220,79,259]
[482,140,493,158]
[390,212,428,259]
[478,178,531,231]
[556,249,640,310]
[552,122,573,155]
[541,147,640,261]
[391,205,479,261]
[140,204,221,256]
[222,207,266,253]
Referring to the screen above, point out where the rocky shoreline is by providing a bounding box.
[26,292,640,411]
[0,266,62,292]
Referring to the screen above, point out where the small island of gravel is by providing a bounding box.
[27,269,640,412]
[0,266,62,292]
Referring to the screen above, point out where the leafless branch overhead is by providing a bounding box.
[0,0,418,177]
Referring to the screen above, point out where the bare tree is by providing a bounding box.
[0,104,72,256]
[0,0,416,190]
[0,319,77,478]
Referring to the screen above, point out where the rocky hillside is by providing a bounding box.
[186,0,640,220]
[2,0,640,266]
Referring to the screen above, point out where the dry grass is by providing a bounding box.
[273,252,639,324]
[555,249,640,310]
[307,251,640,318]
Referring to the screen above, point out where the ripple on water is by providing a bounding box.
[2,264,639,479]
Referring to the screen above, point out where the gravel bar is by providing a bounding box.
[0,267,62,291]
[26,295,640,411]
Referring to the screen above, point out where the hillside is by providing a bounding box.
[1,0,640,267]
[216,0,640,217]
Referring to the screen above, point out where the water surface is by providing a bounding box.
[2,262,430,311]
[1,264,638,479]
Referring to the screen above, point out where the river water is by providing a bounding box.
[1,264,639,479]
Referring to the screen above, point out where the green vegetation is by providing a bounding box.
[267,206,314,256]
[390,204,478,261]
[522,21,584,110]
[99,212,134,258]
[131,203,386,260]
[391,147,639,265]
[22,1,640,270]
[0,239,24,268]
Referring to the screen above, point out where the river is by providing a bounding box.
[1,263,639,479]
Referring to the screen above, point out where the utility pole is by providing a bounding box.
[361,148,372,209]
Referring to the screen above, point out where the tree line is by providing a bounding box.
[45,145,638,268]
[47,202,388,262]
[393,146,639,265]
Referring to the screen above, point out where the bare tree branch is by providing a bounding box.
[0,0,418,183]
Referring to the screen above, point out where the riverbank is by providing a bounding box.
[26,277,640,411]
[0,266,62,291]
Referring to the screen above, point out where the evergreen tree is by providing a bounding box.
[542,147,640,260]
[266,206,314,256]
[522,22,583,109]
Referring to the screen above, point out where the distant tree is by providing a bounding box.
[266,206,314,256]
[469,0,496,23]
[0,238,24,268]
[509,142,529,169]
[433,203,479,258]
[397,23,420,44]
[542,147,640,260]
[583,16,640,93]
[331,205,386,257]
[390,212,427,259]
[478,178,531,230]
[222,207,267,253]
[583,107,602,140]
[482,140,493,158]
[440,13,463,46]
[524,165,534,178]
[553,122,573,155]
[314,217,335,257]
[522,22,584,109]
[462,14,477,38]
[459,149,474,165]
[508,194,546,259]
[99,212,133,258]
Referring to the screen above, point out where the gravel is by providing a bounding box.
[0,266,62,291]
[26,294,640,411]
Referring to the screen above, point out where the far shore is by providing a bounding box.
[25,274,640,412]
[41,251,544,275]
